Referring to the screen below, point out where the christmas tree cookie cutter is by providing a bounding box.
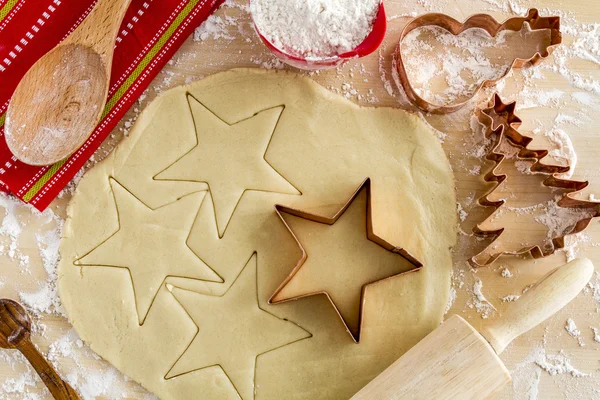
[472,93,600,266]
[268,178,423,343]
[395,9,562,114]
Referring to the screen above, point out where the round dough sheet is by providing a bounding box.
[59,68,457,399]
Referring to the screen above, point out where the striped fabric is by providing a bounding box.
[0,0,223,210]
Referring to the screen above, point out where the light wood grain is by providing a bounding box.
[480,258,594,354]
[351,315,511,400]
[351,259,593,400]
[4,0,132,166]
[63,0,132,60]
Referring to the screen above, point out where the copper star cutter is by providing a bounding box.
[268,178,423,343]
[395,8,561,114]
[472,94,600,266]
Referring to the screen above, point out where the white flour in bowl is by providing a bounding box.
[250,0,380,59]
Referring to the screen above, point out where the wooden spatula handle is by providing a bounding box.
[18,337,81,400]
[480,258,594,354]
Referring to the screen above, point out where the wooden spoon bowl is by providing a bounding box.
[4,0,132,166]
[0,298,32,349]
[5,44,108,166]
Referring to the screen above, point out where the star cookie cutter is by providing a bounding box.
[471,93,600,266]
[268,178,423,343]
[395,9,562,114]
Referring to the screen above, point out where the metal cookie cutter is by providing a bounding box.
[472,94,600,266]
[269,178,423,343]
[395,9,561,114]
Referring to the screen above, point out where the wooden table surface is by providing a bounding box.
[1,0,599,398]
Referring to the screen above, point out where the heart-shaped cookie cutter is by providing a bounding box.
[395,9,561,114]
[471,94,600,266]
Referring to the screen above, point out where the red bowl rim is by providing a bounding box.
[252,1,387,66]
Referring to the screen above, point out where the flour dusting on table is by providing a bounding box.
[0,194,154,399]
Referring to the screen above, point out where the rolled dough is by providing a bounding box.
[58,68,457,400]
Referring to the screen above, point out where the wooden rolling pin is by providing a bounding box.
[351,258,594,400]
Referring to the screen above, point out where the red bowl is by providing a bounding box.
[252,2,387,70]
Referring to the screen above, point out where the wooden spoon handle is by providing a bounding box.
[65,0,132,59]
[17,338,81,400]
[480,258,594,355]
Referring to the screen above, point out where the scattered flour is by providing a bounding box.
[510,346,590,400]
[250,54,286,70]
[502,294,520,302]
[250,0,380,58]
[444,286,457,315]
[564,318,585,347]
[561,232,592,263]
[591,327,600,343]
[468,165,481,176]
[551,22,600,96]
[511,365,541,400]
[513,346,590,378]
[0,194,30,271]
[501,267,513,278]
[0,195,22,240]
[584,271,600,306]
[513,159,534,175]
[535,349,590,378]
[457,202,468,222]
[380,48,396,97]
[445,264,465,317]
[544,129,577,178]
[0,357,45,399]
[572,91,596,106]
[18,209,64,315]
[470,278,497,318]
[535,199,597,242]
[57,168,85,199]
[194,14,237,42]
[554,113,583,127]
[517,87,565,109]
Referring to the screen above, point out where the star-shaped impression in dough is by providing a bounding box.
[76,179,222,324]
[166,254,310,400]
[269,178,423,343]
[155,96,299,238]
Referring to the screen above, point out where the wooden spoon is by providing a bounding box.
[4,0,132,166]
[0,299,81,400]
